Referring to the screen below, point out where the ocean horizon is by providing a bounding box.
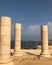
[11,41,52,49]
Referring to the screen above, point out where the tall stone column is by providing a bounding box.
[14,23,22,56]
[0,16,13,64]
[40,25,50,57]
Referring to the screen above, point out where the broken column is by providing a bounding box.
[14,23,22,56]
[0,16,13,64]
[40,25,50,57]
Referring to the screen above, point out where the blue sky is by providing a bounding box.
[0,0,52,41]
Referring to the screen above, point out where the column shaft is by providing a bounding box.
[0,16,12,63]
[40,25,50,57]
[14,23,21,56]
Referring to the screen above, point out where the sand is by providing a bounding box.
[10,46,52,65]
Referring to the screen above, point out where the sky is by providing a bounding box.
[0,0,52,41]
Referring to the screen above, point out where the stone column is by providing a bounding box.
[0,16,13,64]
[14,23,22,56]
[40,25,50,57]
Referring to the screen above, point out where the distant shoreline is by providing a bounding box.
[11,41,52,49]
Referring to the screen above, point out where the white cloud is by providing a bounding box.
[48,22,52,31]
[26,24,40,35]
[22,22,52,40]
[47,22,52,39]
[22,24,40,40]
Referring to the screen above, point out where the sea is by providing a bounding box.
[11,41,52,49]
[11,41,41,49]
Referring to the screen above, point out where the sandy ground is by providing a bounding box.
[11,46,52,55]
[10,46,52,65]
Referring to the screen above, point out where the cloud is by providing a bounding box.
[22,22,52,40]
[47,22,52,39]
[22,24,40,40]
[25,24,40,35]
[48,22,52,32]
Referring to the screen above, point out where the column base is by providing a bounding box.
[40,54,51,57]
[40,52,51,57]
[0,61,14,65]
[14,51,23,56]
[0,56,14,64]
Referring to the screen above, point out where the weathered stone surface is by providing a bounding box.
[14,23,22,56]
[0,16,13,65]
[40,25,51,57]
